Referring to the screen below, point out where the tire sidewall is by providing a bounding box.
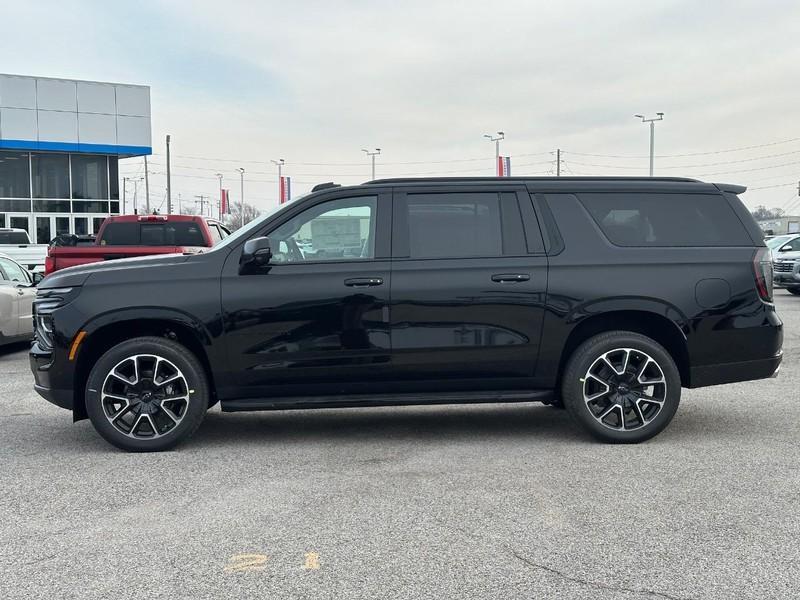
[562,332,681,443]
[85,337,208,452]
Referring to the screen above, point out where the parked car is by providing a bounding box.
[0,254,38,347]
[769,234,800,295]
[30,177,782,451]
[0,228,48,273]
[766,233,800,259]
[44,215,231,275]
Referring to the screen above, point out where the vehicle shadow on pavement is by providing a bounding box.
[0,341,30,359]
[190,403,587,448]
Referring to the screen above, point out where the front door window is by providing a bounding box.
[269,196,377,263]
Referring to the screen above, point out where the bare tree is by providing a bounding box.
[751,205,785,220]
[223,202,261,231]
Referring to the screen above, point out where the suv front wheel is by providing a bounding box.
[562,331,681,443]
[85,337,209,452]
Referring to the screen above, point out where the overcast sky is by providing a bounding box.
[3,0,799,214]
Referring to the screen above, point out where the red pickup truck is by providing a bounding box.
[45,215,230,275]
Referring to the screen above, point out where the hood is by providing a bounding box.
[40,253,192,290]
[774,251,800,261]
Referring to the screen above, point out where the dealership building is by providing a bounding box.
[0,74,151,243]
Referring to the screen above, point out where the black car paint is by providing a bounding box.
[30,178,783,419]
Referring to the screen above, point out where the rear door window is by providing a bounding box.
[578,193,751,247]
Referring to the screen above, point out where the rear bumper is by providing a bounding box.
[689,352,783,388]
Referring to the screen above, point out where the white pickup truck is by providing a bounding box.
[0,228,48,273]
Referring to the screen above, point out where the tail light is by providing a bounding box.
[44,255,55,275]
[753,247,773,302]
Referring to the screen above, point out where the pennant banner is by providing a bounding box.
[497,156,511,177]
[279,176,292,204]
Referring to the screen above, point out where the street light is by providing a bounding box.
[483,131,505,175]
[361,148,381,180]
[215,173,223,220]
[237,167,245,228]
[271,159,285,204]
[635,113,664,176]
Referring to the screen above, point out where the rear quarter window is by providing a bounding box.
[578,193,751,247]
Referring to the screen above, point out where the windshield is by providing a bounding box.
[766,235,793,250]
[208,197,308,253]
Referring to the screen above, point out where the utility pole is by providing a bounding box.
[361,148,381,180]
[556,148,562,176]
[635,113,664,176]
[122,176,128,214]
[143,155,151,212]
[194,195,208,216]
[133,178,139,214]
[483,131,505,175]
[166,135,172,214]
[237,168,245,228]
[215,173,224,220]
[271,158,285,204]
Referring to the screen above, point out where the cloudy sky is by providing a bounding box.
[3,0,799,214]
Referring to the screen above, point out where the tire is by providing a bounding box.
[787,288,800,296]
[85,336,209,452]
[561,331,681,443]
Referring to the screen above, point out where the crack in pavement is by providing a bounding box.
[508,548,696,600]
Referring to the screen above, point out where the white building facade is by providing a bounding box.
[0,74,151,243]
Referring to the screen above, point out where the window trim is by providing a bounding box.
[391,186,532,261]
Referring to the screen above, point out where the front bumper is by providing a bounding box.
[773,261,800,287]
[29,343,72,411]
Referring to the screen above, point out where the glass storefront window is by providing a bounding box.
[71,154,109,199]
[74,217,89,235]
[32,153,70,199]
[72,200,109,213]
[0,199,32,212]
[0,151,31,199]
[109,157,119,200]
[33,199,70,212]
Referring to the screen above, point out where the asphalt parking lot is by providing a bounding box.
[1,291,798,600]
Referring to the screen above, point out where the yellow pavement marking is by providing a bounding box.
[304,552,321,570]
[224,553,268,573]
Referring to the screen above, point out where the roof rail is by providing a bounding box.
[365,176,702,185]
[312,182,341,192]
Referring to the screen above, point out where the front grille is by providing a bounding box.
[774,261,795,273]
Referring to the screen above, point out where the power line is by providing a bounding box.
[564,136,800,159]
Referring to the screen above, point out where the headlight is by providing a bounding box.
[35,315,55,350]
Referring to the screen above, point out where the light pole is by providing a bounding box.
[271,158,285,203]
[131,177,143,214]
[483,131,505,175]
[215,173,223,219]
[122,176,128,214]
[634,113,664,176]
[361,148,381,180]
[237,167,245,228]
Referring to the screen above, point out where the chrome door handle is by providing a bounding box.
[491,273,530,283]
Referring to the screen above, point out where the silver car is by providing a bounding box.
[0,254,37,347]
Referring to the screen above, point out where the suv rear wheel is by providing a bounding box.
[85,337,208,452]
[562,331,681,443]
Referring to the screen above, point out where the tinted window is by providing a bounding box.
[71,155,108,199]
[0,231,30,244]
[579,193,751,247]
[100,222,138,245]
[0,151,31,198]
[269,196,377,262]
[405,193,503,258]
[32,153,70,199]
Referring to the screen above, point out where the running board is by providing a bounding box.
[221,389,554,412]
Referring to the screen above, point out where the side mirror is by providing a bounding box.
[779,245,792,252]
[32,272,45,286]
[240,237,272,271]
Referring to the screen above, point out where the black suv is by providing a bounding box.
[30,177,782,451]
